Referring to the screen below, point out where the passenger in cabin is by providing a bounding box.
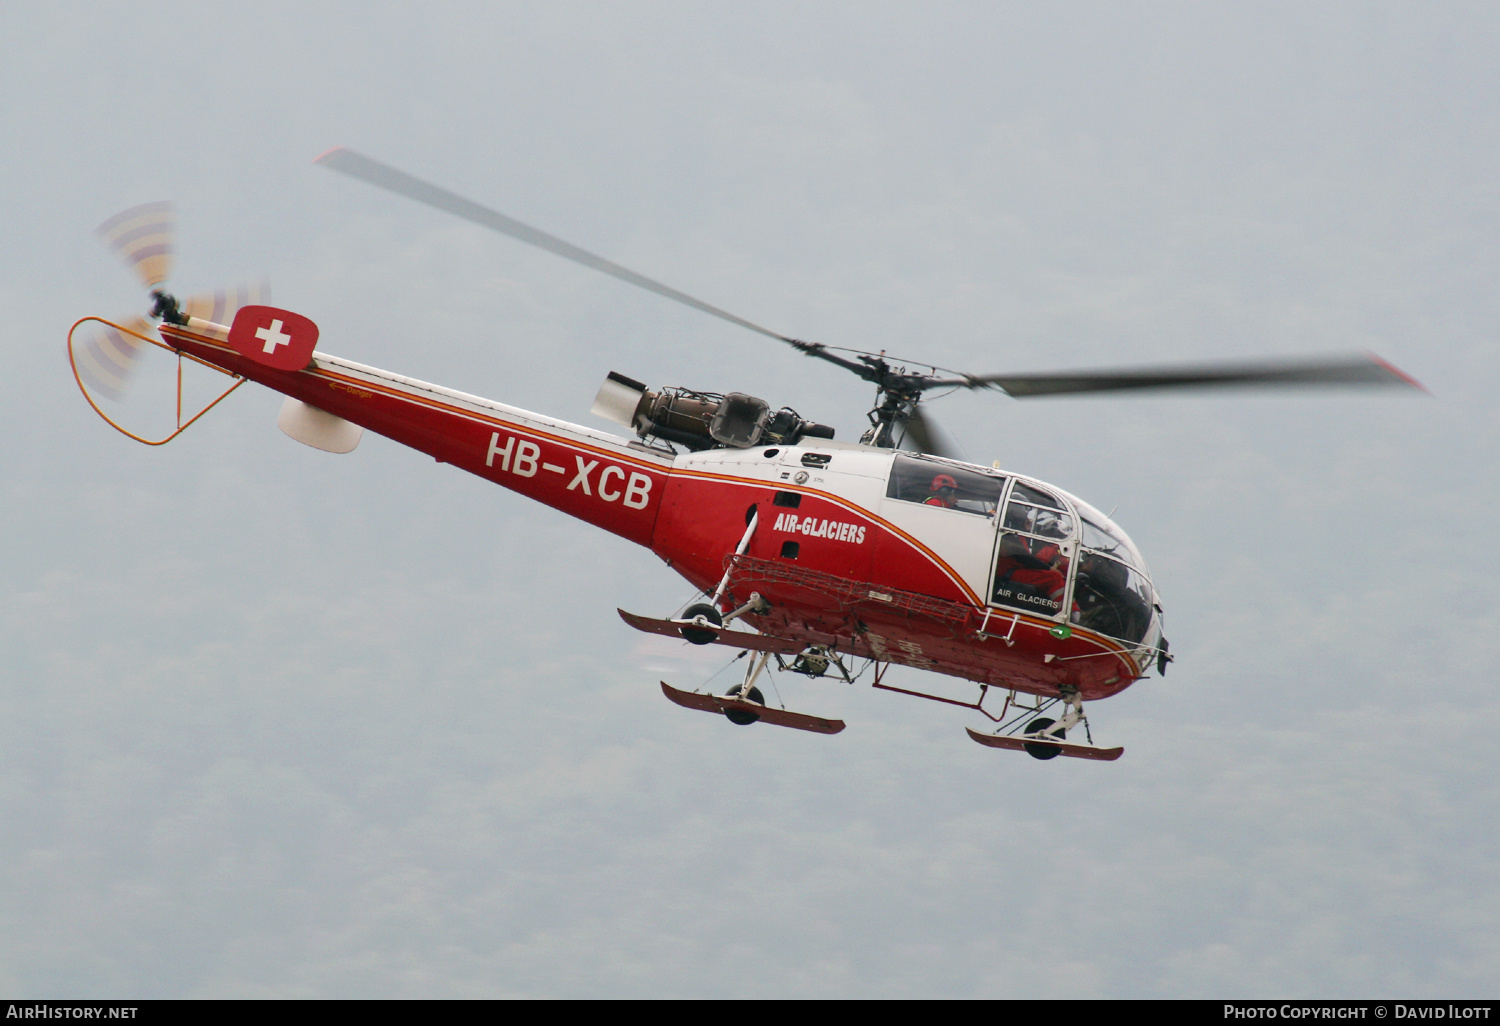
[924,473,959,508]
[886,455,1004,516]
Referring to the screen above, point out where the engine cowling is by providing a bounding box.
[590,371,834,451]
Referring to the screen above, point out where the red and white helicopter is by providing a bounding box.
[70,150,1423,761]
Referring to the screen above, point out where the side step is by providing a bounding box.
[965,726,1123,761]
[661,682,845,735]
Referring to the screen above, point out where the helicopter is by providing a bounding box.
[70,149,1423,761]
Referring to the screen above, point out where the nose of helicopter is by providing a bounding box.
[1055,491,1164,665]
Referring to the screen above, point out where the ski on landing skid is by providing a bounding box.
[965,726,1123,761]
[660,682,845,735]
[618,608,804,654]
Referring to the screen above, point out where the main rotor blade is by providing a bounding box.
[900,405,958,460]
[972,354,1424,398]
[316,147,794,344]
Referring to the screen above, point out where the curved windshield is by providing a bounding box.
[1073,554,1156,645]
[1080,516,1131,560]
[1066,496,1147,572]
[1061,494,1159,646]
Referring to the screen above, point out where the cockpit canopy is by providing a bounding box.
[1060,492,1158,649]
[886,454,1162,650]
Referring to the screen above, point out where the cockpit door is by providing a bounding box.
[988,480,1078,620]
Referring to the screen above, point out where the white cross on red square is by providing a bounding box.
[255,319,292,354]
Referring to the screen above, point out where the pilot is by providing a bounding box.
[994,532,1070,612]
[1074,552,1145,638]
[924,473,959,508]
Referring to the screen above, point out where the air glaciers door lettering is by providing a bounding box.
[772,511,865,544]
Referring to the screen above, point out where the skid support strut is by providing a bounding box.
[722,591,770,626]
[672,510,768,642]
[1036,686,1085,740]
[733,650,772,699]
[711,510,758,607]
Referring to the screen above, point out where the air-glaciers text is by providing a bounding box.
[772,511,865,544]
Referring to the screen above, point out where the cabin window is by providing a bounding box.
[886,455,1005,516]
[1001,482,1074,540]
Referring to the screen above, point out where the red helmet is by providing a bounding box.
[930,473,958,492]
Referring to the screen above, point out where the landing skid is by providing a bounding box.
[618,609,802,655]
[660,682,845,735]
[965,726,1123,761]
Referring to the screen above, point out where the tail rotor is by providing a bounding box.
[97,200,174,291]
[73,316,152,402]
[82,203,268,402]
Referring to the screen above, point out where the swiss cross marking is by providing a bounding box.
[227,305,318,370]
[255,319,292,354]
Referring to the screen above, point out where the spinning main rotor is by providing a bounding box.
[315,147,1420,456]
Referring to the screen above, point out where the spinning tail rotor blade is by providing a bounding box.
[972,354,1425,398]
[75,317,152,401]
[88,200,273,398]
[97,202,174,290]
[315,147,794,344]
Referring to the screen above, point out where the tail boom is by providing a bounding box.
[158,322,670,547]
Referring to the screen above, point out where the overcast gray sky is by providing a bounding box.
[3,1,1497,998]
